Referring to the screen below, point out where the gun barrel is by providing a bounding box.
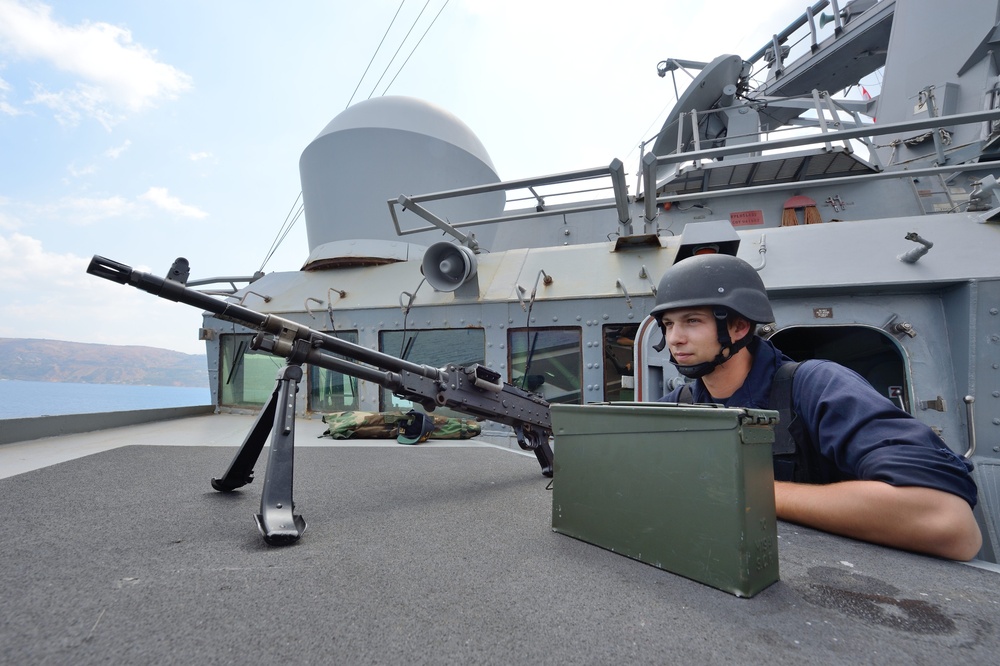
[88,255,271,329]
[87,255,442,374]
[88,254,554,473]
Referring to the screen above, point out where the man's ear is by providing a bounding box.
[729,317,752,342]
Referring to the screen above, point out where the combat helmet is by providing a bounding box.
[650,253,774,378]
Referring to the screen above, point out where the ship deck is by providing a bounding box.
[2,413,998,664]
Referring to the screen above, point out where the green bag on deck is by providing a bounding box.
[321,410,481,444]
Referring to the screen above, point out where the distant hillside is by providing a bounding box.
[0,338,208,388]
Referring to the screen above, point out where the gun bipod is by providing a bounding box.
[211,363,307,545]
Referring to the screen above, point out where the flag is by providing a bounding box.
[861,86,875,121]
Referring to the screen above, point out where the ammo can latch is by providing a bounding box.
[740,409,780,427]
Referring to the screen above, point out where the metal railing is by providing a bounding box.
[640,107,1000,222]
[386,158,634,243]
[382,108,1000,244]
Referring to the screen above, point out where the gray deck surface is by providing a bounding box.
[2,425,998,664]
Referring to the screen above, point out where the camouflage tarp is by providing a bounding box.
[321,410,481,444]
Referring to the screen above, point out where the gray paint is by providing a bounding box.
[299,96,503,253]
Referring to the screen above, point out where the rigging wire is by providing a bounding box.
[366,0,433,100]
[380,0,450,96]
[398,278,426,358]
[626,94,680,169]
[259,191,304,272]
[345,0,407,110]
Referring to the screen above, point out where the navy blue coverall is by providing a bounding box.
[660,337,978,508]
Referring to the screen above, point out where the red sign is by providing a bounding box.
[730,210,764,227]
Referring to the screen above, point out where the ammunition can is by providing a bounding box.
[550,402,779,597]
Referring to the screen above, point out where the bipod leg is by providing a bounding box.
[210,380,280,492]
[515,425,554,478]
[253,364,307,545]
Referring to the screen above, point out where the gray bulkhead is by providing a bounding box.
[202,234,668,418]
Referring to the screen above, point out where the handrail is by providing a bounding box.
[746,0,831,66]
[648,162,989,206]
[397,165,615,203]
[663,91,870,156]
[384,109,1000,242]
[387,159,631,239]
[641,107,1000,221]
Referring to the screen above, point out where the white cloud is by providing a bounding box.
[189,151,212,161]
[9,189,207,225]
[138,186,208,219]
[0,202,21,231]
[0,72,21,116]
[27,80,119,128]
[0,232,205,353]
[66,162,98,178]
[63,141,132,180]
[0,0,192,127]
[0,231,73,284]
[104,140,131,159]
[43,194,133,224]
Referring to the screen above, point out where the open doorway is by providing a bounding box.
[766,325,911,412]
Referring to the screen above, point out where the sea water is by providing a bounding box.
[0,379,211,420]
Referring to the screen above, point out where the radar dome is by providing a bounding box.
[299,96,503,262]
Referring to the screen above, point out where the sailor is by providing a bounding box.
[651,253,982,561]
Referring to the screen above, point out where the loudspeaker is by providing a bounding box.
[422,242,478,292]
[818,12,835,28]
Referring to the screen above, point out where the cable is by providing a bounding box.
[366,0,433,100]
[381,0,451,95]
[259,191,304,272]
[398,278,426,357]
[259,198,304,272]
[345,0,406,109]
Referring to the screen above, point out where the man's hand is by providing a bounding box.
[774,480,983,561]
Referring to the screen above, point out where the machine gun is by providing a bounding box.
[87,255,554,545]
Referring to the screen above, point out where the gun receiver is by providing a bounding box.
[87,256,555,544]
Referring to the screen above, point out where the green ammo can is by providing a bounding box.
[550,402,780,598]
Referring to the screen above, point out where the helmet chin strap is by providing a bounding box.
[669,309,752,379]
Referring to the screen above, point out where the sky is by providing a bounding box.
[0,0,847,355]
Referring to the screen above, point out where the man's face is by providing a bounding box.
[661,307,723,366]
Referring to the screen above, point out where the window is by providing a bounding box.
[219,333,286,407]
[307,331,360,413]
[603,323,638,402]
[378,328,486,411]
[508,328,582,404]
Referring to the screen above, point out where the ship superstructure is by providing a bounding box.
[186,0,1000,562]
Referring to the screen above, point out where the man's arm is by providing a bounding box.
[774,480,983,561]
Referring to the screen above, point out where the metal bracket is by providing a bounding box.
[918,396,947,412]
[615,279,633,309]
[882,313,917,338]
[396,194,477,250]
